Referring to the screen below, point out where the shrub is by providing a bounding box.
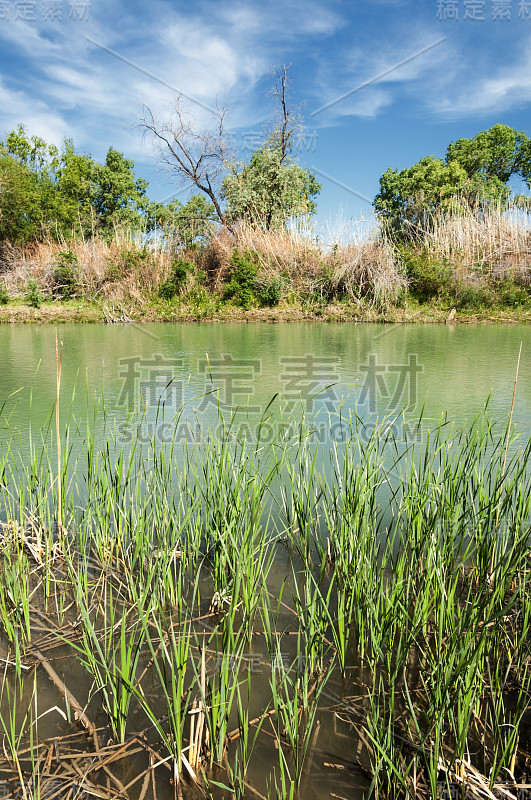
[105,247,154,288]
[159,258,194,300]
[25,280,43,308]
[223,250,259,309]
[311,265,336,303]
[195,267,208,286]
[495,278,531,308]
[0,286,9,304]
[453,283,491,310]
[121,248,150,273]
[52,250,78,299]
[398,246,453,302]
[255,277,284,307]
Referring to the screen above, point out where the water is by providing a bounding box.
[1,322,530,453]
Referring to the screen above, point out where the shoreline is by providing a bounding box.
[1,301,530,325]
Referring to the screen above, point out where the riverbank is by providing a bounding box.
[1,202,530,328]
[1,297,530,324]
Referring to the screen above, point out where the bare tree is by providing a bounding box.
[139,98,233,230]
[267,65,303,163]
[139,69,303,232]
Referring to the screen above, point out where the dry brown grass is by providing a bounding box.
[421,202,531,282]
[328,236,407,305]
[202,219,406,304]
[200,221,322,289]
[1,202,529,312]
[0,235,172,303]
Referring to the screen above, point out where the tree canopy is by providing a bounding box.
[140,66,321,232]
[146,194,216,249]
[222,144,321,230]
[374,124,531,237]
[0,125,148,243]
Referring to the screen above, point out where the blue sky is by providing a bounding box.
[1,0,530,227]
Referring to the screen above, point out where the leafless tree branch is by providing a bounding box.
[138,97,234,230]
[267,65,303,163]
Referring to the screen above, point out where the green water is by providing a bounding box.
[1,322,530,455]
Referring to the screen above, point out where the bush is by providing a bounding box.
[52,250,78,299]
[453,283,491,310]
[311,265,336,304]
[159,258,194,300]
[398,246,453,302]
[256,277,284,307]
[121,248,150,273]
[0,285,9,305]
[496,278,531,308]
[25,280,43,308]
[195,267,208,286]
[223,250,259,309]
[106,247,153,285]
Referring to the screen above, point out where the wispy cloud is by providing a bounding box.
[0,0,529,214]
[311,26,450,121]
[430,37,531,117]
[0,78,71,145]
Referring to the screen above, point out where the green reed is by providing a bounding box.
[0,386,530,798]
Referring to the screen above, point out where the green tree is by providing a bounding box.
[0,126,152,242]
[147,194,216,248]
[222,145,320,229]
[4,124,60,176]
[375,157,467,237]
[0,125,64,240]
[140,66,320,232]
[0,153,46,242]
[56,140,98,233]
[91,147,148,235]
[446,123,528,183]
[222,66,320,230]
[374,124,531,238]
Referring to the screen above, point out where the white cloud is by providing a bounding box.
[0,79,71,145]
[311,25,451,121]
[0,0,344,161]
[430,42,531,117]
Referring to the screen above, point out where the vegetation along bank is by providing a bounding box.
[0,97,530,324]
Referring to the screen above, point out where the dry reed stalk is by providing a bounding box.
[189,699,197,767]
[328,236,406,304]
[205,219,406,303]
[186,646,207,780]
[423,202,531,281]
[2,236,171,302]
